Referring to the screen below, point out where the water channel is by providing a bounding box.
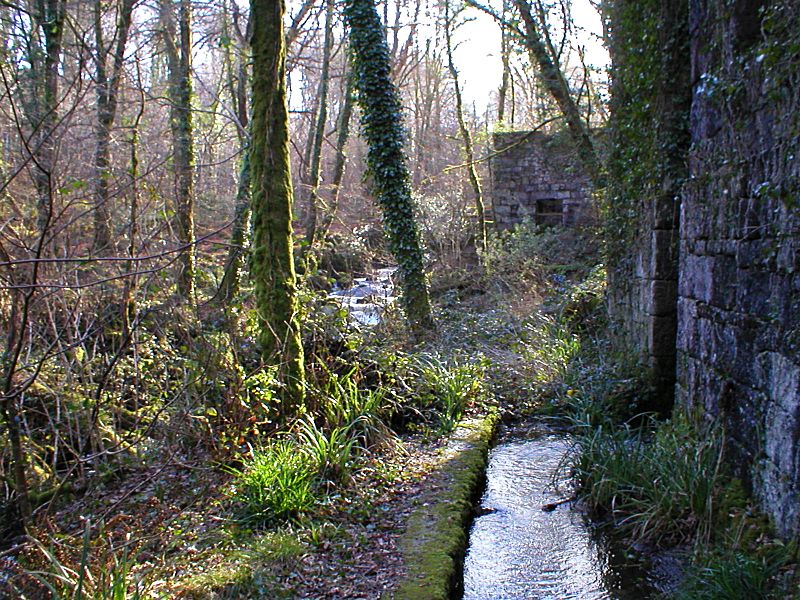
[462,426,679,600]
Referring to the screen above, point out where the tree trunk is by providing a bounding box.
[511,0,603,186]
[92,0,135,255]
[444,0,487,253]
[318,68,355,243]
[121,57,146,341]
[498,5,511,124]
[301,0,335,261]
[162,0,196,302]
[343,0,434,334]
[29,0,65,239]
[217,1,251,306]
[217,151,251,304]
[250,0,305,412]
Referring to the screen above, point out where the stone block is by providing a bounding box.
[709,255,738,310]
[652,229,679,279]
[678,253,712,302]
[735,267,771,316]
[649,279,678,316]
[647,314,678,360]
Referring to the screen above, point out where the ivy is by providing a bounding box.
[342,0,433,332]
[603,0,691,273]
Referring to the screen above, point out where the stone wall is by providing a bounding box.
[489,131,592,229]
[677,0,800,538]
[608,0,800,538]
[605,0,691,410]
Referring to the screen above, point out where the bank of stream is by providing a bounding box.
[461,424,682,600]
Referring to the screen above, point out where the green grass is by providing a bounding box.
[411,353,489,433]
[229,368,407,525]
[675,546,796,599]
[320,369,396,448]
[230,440,317,525]
[296,417,359,486]
[569,410,724,543]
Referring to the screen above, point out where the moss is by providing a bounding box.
[249,0,305,410]
[392,411,499,600]
[177,531,303,599]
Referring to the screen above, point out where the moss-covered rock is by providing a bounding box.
[392,411,499,600]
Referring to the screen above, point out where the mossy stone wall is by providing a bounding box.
[604,0,691,410]
[676,0,800,538]
[608,0,800,538]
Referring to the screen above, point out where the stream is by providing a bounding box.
[329,267,397,326]
[462,426,680,599]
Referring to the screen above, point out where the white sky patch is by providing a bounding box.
[452,0,610,111]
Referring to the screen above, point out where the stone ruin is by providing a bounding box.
[489,131,593,229]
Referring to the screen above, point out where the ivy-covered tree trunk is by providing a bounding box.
[250,0,305,411]
[343,0,434,333]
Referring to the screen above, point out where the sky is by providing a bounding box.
[283,0,611,118]
[452,0,610,111]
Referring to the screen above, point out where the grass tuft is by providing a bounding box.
[230,440,317,525]
[569,410,724,543]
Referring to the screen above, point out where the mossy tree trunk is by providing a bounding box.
[250,0,305,412]
[343,0,434,333]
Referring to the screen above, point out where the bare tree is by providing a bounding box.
[161,0,196,302]
[443,0,487,252]
[92,0,136,254]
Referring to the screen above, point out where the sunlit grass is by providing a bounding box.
[229,440,317,525]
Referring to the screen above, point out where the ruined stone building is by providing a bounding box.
[489,131,593,229]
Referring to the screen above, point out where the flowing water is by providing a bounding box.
[462,427,677,600]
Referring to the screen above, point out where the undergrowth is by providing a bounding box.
[569,409,724,543]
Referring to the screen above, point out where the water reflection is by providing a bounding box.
[462,430,660,600]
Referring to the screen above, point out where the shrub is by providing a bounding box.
[480,222,600,295]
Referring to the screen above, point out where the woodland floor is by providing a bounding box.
[3,228,606,599]
[8,425,458,598]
